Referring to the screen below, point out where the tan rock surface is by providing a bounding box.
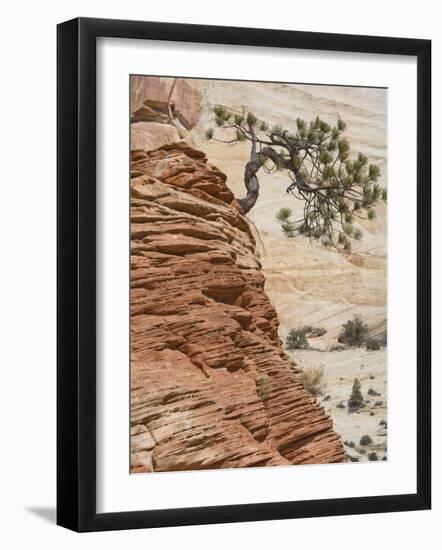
[131,122,180,151]
[130,143,346,472]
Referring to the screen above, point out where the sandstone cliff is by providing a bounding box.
[130,142,346,473]
[130,76,202,151]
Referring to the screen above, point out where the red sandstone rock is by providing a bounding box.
[131,121,180,152]
[130,77,202,151]
[131,76,202,128]
[130,143,346,473]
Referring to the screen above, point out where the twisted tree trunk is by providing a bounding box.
[238,143,292,214]
[238,140,261,214]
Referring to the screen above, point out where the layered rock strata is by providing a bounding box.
[130,142,346,472]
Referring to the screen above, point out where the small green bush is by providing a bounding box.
[368,452,379,461]
[339,315,369,347]
[366,337,381,351]
[286,328,310,350]
[378,330,387,346]
[348,378,364,410]
[344,440,355,448]
[360,435,373,446]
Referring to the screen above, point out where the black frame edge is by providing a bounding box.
[416,39,432,510]
[57,17,432,532]
[81,493,428,532]
[80,15,429,55]
[57,18,80,531]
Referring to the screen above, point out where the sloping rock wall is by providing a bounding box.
[130,142,346,472]
[130,76,202,150]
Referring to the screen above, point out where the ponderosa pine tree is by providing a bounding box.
[205,106,386,251]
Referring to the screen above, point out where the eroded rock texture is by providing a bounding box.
[130,142,346,472]
[130,76,202,150]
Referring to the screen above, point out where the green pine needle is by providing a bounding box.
[353,228,363,241]
[343,223,354,236]
[337,118,347,131]
[271,124,283,135]
[369,164,381,180]
[213,105,230,120]
[260,121,269,131]
[246,112,258,127]
[276,207,293,222]
[343,239,352,252]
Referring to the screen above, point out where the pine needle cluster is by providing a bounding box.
[205,105,386,250]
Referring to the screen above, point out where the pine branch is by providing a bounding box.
[205,110,382,251]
